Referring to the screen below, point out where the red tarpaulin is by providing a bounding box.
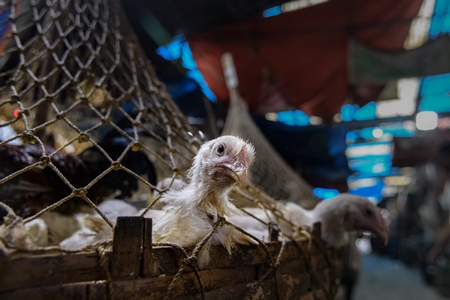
[187,0,423,119]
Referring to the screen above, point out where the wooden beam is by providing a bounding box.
[0,252,107,291]
[142,218,158,277]
[111,216,145,279]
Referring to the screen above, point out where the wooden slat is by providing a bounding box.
[0,252,107,291]
[201,241,304,271]
[0,242,325,290]
[174,282,250,300]
[0,281,107,300]
[243,278,278,300]
[112,265,256,300]
[175,278,281,300]
[111,216,145,279]
[142,218,158,277]
[0,238,339,294]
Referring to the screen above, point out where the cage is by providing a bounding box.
[0,0,342,299]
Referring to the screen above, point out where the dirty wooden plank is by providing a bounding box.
[0,252,107,291]
[243,278,278,300]
[112,265,256,300]
[278,257,308,275]
[300,291,315,300]
[111,216,145,279]
[142,218,158,277]
[311,253,334,271]
[151,241,303,275]
[152,246,181,274]
[277,273,311,300]
[174,282,250,300]
[0,242,331,290]
[0,238,339,297]
[275,258,315,297]
[0,281,107,300]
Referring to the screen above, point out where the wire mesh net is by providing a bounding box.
[0,0,203,217]
[0,0,339,299]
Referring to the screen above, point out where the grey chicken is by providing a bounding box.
[229,193,388,248]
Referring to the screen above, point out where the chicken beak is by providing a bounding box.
[218,162,247,184]
[369,215,389,245]
[217,146,250,184]
[354,211,389,245]
[372,223,389,245]
[233,146,250,184]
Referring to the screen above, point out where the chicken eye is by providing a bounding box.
[216,144,225,155]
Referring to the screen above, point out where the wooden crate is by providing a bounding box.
[0,217,342,300]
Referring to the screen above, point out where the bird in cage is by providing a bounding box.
[0,132,157,219]
[228,193,389,248]
[152,135,257,269]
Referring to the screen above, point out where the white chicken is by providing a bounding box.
[150,177,187,210]
[228,193,388,248]
[152,135,257,268]
[59,199,139,251]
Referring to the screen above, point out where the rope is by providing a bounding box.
[97,243,114,300]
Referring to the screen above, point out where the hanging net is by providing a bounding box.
[0,1,338,299]
[221,56,319,209]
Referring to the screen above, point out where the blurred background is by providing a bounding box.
[118,0,450,299]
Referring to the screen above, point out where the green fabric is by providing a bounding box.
[349,35,450,84]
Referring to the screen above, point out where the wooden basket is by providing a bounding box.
[0,217,342,300]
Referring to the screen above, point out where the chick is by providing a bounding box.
[153,135,256,268]
[229,193,388,248]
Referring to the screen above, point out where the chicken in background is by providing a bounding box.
[152,135,257,268]
[228,193,388,248]
[59,199,139,250]
[0,133,157,219]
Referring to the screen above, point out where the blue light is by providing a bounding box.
[347,124,415,142]
[348,178,385,203]
[277,110,310,126]
[346,131,358,143]
[155,35,184,61]
[262,6,282,18]
[313,188,340,200]
[420,95,450,112]
[277,111,295,126]
[421,72,450,95]
[181,43,197,70]
[156,35,217,101]
[341,104,355,122]
[293,110,310,126]
[420,73,450,112]
[359,127,376,140]
[429,0,450,37]
[353,102,376,121]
